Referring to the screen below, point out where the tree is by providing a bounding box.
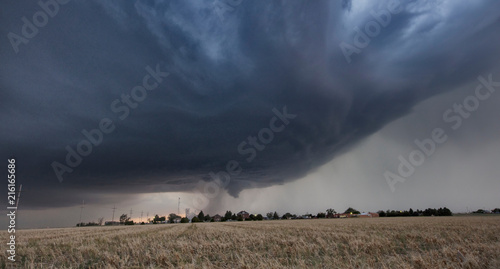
[97,217,104,226]
[266,212,273,219]
[119,214,129,224]
[198,211,205,221]
[231,213,237,221]
[204,214,211,222]
[441,207,452,216]
[411,209,419,216]
[224,211,232,220]
[273,212,279,220]
[256,214,263,221]
[180,217,189,223]
[282,212,292,219]
[317,213,326,218]
[423,208,437,216]
[191,216,201,223]
[326,208,336,217]
[77,222,99,227]
[437,207,445,216]
[377,210,386,217]
[168,213,181,223]
[344,207,360,214]
[153,215,165,223]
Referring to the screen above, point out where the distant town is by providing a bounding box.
[75,207,500,227]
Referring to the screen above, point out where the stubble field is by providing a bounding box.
[1,216,499,268]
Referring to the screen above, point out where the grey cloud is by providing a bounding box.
[1,0,499,209]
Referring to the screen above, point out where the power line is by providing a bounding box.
[111,205,116,223]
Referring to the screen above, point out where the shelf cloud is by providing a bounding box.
[1,0,500,210]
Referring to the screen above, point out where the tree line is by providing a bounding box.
[76,206,459,226]
[377,207,452,217]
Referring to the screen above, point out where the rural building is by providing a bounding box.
[358,212,379,218]
[213,214,222,222]
[237,211,250,219]
[333,213,351,218]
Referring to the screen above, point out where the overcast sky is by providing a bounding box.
[1,0,499,228]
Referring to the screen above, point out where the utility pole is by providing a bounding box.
[79,200,85,226]
[112,205,116,223]
[147,212,149,223]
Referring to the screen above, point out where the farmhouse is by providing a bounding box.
[213,214,222,222]
[333,213,350,218]
[358,212,379,218]
[237,211,250,219]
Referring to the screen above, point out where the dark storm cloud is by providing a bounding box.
[1,0,499,208]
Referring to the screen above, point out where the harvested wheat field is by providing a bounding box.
[2,216,499,268]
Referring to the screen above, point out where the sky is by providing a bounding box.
[1,0,499,228]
